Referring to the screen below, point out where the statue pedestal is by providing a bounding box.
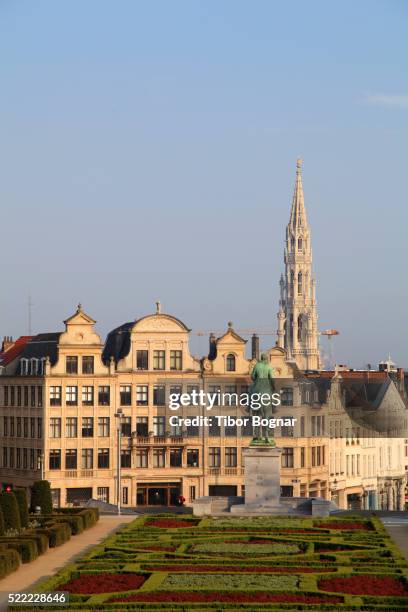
[230,445,285,514]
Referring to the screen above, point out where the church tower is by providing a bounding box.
[277,159,321,370]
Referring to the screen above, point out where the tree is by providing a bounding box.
[0,491,21,531]
[14,489,29,528]
[30,481,53,515]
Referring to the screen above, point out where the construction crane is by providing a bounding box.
[191,327,276,337]
[321,329,339,369]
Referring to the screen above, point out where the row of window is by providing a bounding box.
[2,417,42,438]
[281,445,326,468]
[19,358,46,376]
[1,384,296,408]
[2,447,41,470]
[1,415,322,440]
[50,385,111,406]
[46,416,250,438]
[46,447,238,470]
[1,443,325,472]
[64,351,184,374]
[2,386,42,407]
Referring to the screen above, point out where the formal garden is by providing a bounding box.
[25,513,408,611]
[0,481,99,580]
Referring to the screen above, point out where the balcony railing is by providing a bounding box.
[131,434,186,445]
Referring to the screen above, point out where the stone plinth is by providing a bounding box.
[230,444,286,514]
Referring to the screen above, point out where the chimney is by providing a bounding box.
[251,334,260,361]
[209,333,217,359]
[1,336,14,353]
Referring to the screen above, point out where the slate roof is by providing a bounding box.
[102,322,133,365]
[19,333,62,366]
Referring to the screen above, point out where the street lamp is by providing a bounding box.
[114,408,124,515]
[37,452,45,480]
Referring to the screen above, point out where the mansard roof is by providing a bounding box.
[102,321,133,365]
[19,333,62,366]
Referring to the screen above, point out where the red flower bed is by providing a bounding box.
[146,518,198,528]
[60,573,147,594]
[316,522,372,530]
[109,591,343,604]
[143,564,335,573]
[319,575,408,596]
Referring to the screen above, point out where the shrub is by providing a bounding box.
[34,514,84,536]
[30,481,52,514]
[0,548,20,578]
[14,489,29,528]
[24,531,49,554]
[77,508,99,529]
[0,492,21,531]
[1,538,38,563]
[54,515,84,535]
[36,522,71,547]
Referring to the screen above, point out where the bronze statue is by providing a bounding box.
[249,352,276,445]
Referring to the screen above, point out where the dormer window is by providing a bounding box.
[226,354,236,372]
[20,358,29,376]
[30,358,39,376]
[38,357,45,376]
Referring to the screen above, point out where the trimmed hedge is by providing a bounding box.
[0,548,20,578]
[33,514,84,536]
[30,480,53,514]
[14,489,29,528]
[24,531,49,554]
[36,522,71,547]
[0,537,38,563]
[80,508,99,528]
[0,491,21,531]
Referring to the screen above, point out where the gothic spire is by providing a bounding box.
[289,158,308,229]
[277,159,321,371]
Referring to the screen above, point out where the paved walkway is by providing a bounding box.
[380,513,408,561]
[0,515,135,611]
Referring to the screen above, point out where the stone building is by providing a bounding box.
[0,305,329,508]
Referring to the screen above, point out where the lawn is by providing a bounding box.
[28,514,408,611]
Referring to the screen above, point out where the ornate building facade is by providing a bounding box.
[0,161,406,510]
[0,305,329,508]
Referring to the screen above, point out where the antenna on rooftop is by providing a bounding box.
[28,294,33,336]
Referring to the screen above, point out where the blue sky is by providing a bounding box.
[0,0,407,367]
